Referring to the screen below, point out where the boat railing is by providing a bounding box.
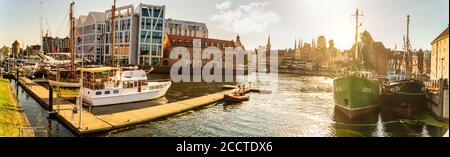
[148,79,172,83]
[83,81,105,90]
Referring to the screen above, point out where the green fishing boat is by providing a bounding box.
[333,9,380,119]
[333,72,380,119]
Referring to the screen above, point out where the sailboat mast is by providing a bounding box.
[111,0,116,67]
[40,0,44,53]
[70,2,75,66]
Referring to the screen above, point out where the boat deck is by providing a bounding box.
[18,77,256,135]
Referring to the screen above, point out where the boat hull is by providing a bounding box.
[82,82,171,106]
[380,80,426,117]
[48,80,81,88]
[224,94,249,102]
[333,75,380,119]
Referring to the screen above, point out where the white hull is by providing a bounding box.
[48,80,81,88]
[83,81,171,106]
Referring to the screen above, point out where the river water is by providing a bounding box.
[11,74,447,137]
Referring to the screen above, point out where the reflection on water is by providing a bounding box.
[102,74,446,137]
[11,74,447,137]
[10,80,74,137]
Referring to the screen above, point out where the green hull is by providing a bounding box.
[333,75,380,118]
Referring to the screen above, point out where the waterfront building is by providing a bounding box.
[424,50,432,78]
[104,5,136,65]
[417,49,424,74]
[136,4,165,66]
[0,46,11,61]
[387,50,404,75]
[11,40,21,58]
[42,34,70,54]
[164,18,208,38]
[75,3,165,66]
[76,12,106,63]
[358,31,391,75]
[234,34,246,51]
[431,26,449,81]
[162,34,237,67]
[24,45,41,56]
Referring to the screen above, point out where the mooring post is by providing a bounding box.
[49,86,55,118]
[16,68,19,94]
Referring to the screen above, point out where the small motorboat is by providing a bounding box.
[224,93,250,102]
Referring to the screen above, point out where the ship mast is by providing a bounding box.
[352,9,364,63]
[40,0,44,53]
[111,0,116,67]
[402,15,412,78]
[70,2,75,66]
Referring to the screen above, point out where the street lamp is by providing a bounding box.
[441,58,445,80]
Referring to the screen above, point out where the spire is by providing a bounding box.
[266,35,271,48]
[294,38,297,50]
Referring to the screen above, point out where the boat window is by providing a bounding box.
[105,91,110,95]
[96,91,102,95]
[113,90,119,94]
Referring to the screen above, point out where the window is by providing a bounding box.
[142,8,149,17]
[124,32,129,43]
[141,31,147,43]
[140,44,150,55]
[127,19,131,30]
[153,8,161,18]
[96,92,102,95]
[114,90,119,94]
[105,91,110,95]
[121,19,125,30]
[146,18,152,30]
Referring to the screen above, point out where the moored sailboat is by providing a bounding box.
[46,2,80,88]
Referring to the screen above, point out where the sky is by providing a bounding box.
[0,0,448,51]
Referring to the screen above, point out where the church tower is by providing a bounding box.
[266,35,271,53]
[234,34,245,50]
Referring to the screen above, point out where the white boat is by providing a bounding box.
[80,67,171,106]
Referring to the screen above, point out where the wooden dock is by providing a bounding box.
[18,77,251,135]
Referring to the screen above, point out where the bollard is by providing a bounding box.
[49,86,53,111]
[16,69,19,94]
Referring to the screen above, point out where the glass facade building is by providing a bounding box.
[137,4,165,66]
[75,3,166,66]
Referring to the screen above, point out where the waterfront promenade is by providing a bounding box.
[0,78,31,137]
[18,77,250,135]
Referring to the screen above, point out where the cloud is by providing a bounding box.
[211,1,281,35]
[215,0,232,10]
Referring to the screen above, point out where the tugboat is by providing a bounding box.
[333,9,380,119]
[380,15,428,117]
